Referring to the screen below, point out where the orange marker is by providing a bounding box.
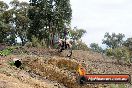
[78,64,86,76]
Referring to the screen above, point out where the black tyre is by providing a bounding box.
[78,76,87,85]
[66,47,72,57]
[64,44,72,57]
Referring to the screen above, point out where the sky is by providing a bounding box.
[2,0,132,47]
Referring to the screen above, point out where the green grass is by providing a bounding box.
[118,84,126,88]
[0,49,12,56]
[8,61,15,66]
[0,46,17,56]
[110,84,126,88]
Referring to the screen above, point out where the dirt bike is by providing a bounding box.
[57,39,72,57]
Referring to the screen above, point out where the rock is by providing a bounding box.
[13,58,22,68]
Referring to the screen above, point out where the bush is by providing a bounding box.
[73,41,89,51]
[25,36,47,48]
[0,48,13,56]
[105,48,114,56]
[113,47,130,63]
[90,43,104,53]
[105,47,131,64]
[40,39,47,48]
[24,42,32,48]
[31,35,41,47]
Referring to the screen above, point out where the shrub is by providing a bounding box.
[40,39,47,48]
[105,47,131,64]
[73,41,89,51]
[24,36,47,48]
[105,48,114,56]
[31,35,41,47]
[90,43,104,53]
[24,42,32,48]
[0,48,13,56]
[113,47,130,63]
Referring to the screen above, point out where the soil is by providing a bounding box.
[0,47,132,88]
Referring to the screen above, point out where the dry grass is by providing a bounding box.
[23,56,96,88]
[47,56,79,71]
[0,56,64,88]
[1,48,131,88]
[0,65,55,88]
[0,73,33,88]
[24,58,77,88]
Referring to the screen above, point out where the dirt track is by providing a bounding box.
[0,48,132,88]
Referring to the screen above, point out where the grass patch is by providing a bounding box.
[110,84,126,88]
[0,47,13,56]
[118,84,126,88]
[8,61,15,66]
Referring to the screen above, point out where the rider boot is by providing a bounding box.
[61,41,65,50]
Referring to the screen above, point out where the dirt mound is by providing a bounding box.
[22,56,95,88]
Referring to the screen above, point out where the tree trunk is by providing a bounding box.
[48,22,51,48]
[52,32,55,48]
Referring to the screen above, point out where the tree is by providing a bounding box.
[113,47,130,64]
[76,40,89,51]
[90,43,104,53]
[68,27,87,50]
[102,32,125,49]
[69,27,86,41]
[28,0,72,48]
[123,37,132,61]
[124,38,132,51]
[0,1,9,13]
[9,0,29,45]
[0,1,11,43]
